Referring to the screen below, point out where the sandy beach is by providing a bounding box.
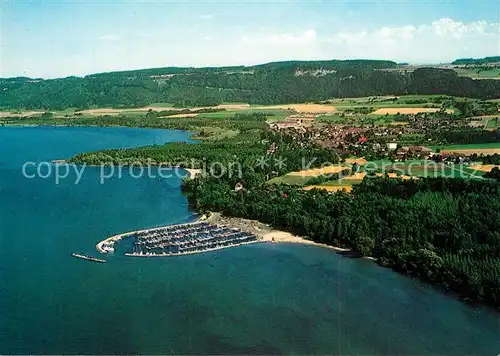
[208,213,375,259]
[261,231,348,252]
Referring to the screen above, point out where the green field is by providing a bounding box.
[486,118,499,129]
[198,109,288,121]
[267,174,313,186]
[268,173,360,187]
[455,68,500,79]
[197,111,239,119]
[146,102,176,108]
[316,114,348,123]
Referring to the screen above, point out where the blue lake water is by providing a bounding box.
[0,126,499,355]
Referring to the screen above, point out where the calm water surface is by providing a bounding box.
[0,126,498,355]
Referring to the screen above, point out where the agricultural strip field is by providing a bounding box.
[430,143,500,155]
[253,104,335,113]
[287,165,348,177]
[160,113,199,118]
[370,108,454,115]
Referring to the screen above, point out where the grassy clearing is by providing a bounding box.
[53,108,79,116]
[267,175,313,186]
[486,120,497,129]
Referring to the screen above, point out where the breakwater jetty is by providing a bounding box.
[96,220,259,257]
[72,253,107,263]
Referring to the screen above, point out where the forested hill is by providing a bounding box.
[2,59,500,109]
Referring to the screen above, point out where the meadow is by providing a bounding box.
[454,67,500,79]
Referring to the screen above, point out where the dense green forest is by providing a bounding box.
[3,59,500,109]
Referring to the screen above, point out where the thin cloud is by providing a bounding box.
[327,18,499,62]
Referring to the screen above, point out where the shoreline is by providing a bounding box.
[261,230,376,261]
[51,159,201,178]
[1,122,204,141]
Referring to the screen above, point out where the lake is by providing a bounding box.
[0,126,498,355]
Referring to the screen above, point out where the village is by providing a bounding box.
[268,109,496,162]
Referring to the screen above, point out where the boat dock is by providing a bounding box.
[72,253,107,263]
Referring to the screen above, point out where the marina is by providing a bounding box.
[97,221,259,257]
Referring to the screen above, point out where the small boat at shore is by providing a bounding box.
[71,253,107,263]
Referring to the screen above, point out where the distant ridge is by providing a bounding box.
[452,56,500,65]
[1,59,500,109]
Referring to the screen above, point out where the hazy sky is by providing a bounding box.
[1,0,499,78]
